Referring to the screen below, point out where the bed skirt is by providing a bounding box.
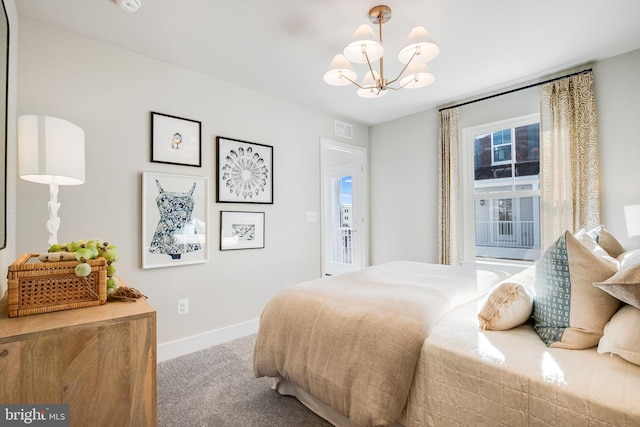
[273,377,406,427]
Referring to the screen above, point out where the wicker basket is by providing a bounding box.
[7,253,107,318]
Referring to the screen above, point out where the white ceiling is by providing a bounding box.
[15,0,640,126]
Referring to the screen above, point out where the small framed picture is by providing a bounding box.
[216,136,273,204]
[142,172,208,268]
[220,211,265,251]
[151,112,202,167]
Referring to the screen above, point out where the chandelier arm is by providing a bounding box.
[341,73,366,89]
[386,50,418,86]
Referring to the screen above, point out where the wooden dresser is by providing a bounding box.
[0,292,157,427]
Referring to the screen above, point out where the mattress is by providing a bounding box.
[401,297,640,426]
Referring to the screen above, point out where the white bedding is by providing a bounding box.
[401,297,640,426]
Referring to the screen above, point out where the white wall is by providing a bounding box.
[594,49,640,236]
[369,49,640,264]
[0,0,17,297]
[369,110,439,264]
[15,19,368,345]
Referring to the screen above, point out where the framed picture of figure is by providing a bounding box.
[142,172,208,268]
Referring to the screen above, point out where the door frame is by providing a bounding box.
[320,138,369,276]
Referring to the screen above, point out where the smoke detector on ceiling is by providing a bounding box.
[117,0,142,13]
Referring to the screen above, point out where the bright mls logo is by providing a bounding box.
[0,405,69,426]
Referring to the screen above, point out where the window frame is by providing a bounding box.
[461,113,540,265]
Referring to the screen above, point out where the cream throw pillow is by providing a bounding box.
[587,224,625,258]
[597,304,640,365]
[478,266,535,330]
[594,249,640,309]
[533,230,619,349]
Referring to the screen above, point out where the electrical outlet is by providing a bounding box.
[178,298,189,315]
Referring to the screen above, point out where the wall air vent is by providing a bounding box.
[334,120,353,139]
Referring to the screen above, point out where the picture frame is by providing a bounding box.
[142,172,208,269]
[220,211,265,251]
[216,136,273,204]
[151,112,202,167]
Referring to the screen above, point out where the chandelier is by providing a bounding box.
[323,5,439,98]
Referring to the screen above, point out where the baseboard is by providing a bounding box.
[157,318,260,363]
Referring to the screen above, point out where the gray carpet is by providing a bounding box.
[157,334,332,427]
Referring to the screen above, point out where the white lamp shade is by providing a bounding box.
[399,60,435,89]
[624,204,640,237]
[18,115,85,185]
[343,24,384,64]
[323,54,358,86]
[397,26,440,64]
[356,71,388,98]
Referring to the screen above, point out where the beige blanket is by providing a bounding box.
[254,261,510,426]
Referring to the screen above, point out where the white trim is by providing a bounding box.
[157,318,259,362]
[320,138,369,276]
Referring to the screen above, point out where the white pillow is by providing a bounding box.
[478,266,535,331]
[575,228,619,269]
[597,304,640,366]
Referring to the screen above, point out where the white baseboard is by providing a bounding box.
[157,318,259,363]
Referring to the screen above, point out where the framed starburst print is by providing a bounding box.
[216,136,273,204]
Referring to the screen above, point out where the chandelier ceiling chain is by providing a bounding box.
[323,5,439,98]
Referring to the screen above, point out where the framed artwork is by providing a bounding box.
[151,112,202,167]
[142,172,208,269]
[216,136,273,204]
[220,211,265,251]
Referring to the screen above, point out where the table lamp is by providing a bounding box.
[18,115,85,246]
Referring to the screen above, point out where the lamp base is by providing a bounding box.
[46,182,61,246]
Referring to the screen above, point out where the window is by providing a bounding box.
[462,114,541,262]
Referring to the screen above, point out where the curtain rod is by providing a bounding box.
[438,68,593,112]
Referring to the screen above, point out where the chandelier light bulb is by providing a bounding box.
[399,60,435,89]
[398,26,440,64]
[356,71,388,98]
[323,54,358,86]
[343,24,384,64]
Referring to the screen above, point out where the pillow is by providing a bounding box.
[533,230,620,349]
[478,266,535,330]
[587,225,625,258]
[597,304,640,365]
[574,228,619,269]
[594,249,640,309]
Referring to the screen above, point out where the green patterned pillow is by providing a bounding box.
[533,230,620,349]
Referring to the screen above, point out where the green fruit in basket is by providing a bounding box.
[75,248,95,262]
[75,262,91,277]
[102,249,119,262]
[86,239,101,249]
[68,240,86,252]
[107,276,119,289]
[106,264,116,277]
[48,244,64,252]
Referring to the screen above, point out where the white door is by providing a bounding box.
[321,139,367,276]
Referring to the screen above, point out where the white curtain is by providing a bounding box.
[438,108,461,265]
[539,71,601,248]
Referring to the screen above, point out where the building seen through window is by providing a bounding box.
[472,121,541,261]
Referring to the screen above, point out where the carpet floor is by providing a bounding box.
[157,334,333,427]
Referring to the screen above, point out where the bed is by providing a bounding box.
[253,230,640,427]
